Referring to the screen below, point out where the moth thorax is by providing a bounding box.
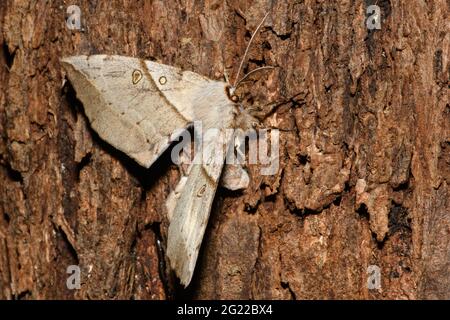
[225,85,239,103]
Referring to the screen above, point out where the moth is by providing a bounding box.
[61,13,275,286]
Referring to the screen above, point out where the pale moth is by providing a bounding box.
[61,13,275,286]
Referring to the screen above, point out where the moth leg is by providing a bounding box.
[177,144,194,176]
[221,163,250,190]
[248,101,281,121]
[249,91,306,122]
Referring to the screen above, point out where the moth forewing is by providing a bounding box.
[167,129,235,286]
[61,55,200,168]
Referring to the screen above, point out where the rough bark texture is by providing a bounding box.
[0,0,449,300]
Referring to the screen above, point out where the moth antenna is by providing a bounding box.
[234,66,275,90]
[232,11,270,88]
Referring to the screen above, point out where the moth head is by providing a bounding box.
[225,85,240,104]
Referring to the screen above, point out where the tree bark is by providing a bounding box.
[0,0,448,299]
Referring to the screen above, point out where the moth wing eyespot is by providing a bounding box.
[197,184,207,197]
[132,69,143,84]
[159,76,167,85]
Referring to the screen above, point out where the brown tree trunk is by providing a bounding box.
[0,0,448,300]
